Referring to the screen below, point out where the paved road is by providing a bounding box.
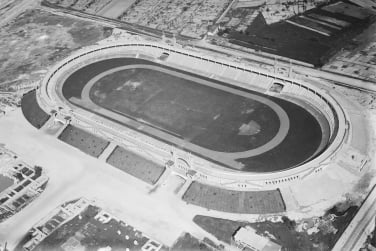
[332,185,376,251]
[0,110,223,250]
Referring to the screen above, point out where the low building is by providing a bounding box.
[232,226,281,251]
[0,147,48,222]
[20,198,162,251]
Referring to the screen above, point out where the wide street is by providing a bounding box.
[0,110,215,249]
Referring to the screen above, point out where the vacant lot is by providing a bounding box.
[118,0,231,37]
[0,8,111,91]
[43,0,113,14]
[183,182,285,214]
[21,90,50,129]
[106,146,165,185]
[58,125,109,157]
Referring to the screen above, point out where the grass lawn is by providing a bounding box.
[58,125,109,158]
[106,146,165,185]
[21,90,50,129]
[183,182,285,214]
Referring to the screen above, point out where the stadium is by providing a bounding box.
[22,39,365,191]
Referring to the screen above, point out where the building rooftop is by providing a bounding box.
[233,226,281,251]
[0,174,13,193]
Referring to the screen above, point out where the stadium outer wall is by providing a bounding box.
[36,41,355,190]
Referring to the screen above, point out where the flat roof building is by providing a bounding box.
[0,174,13,193]
[232,226,281,251]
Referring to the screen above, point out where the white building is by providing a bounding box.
[232,226,281,251]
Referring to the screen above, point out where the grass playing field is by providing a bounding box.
[90,67,280,153]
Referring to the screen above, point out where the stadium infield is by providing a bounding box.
[89,65,282,153]
[61,57,325,173]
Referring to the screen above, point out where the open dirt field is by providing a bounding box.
[0,8,112,91]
